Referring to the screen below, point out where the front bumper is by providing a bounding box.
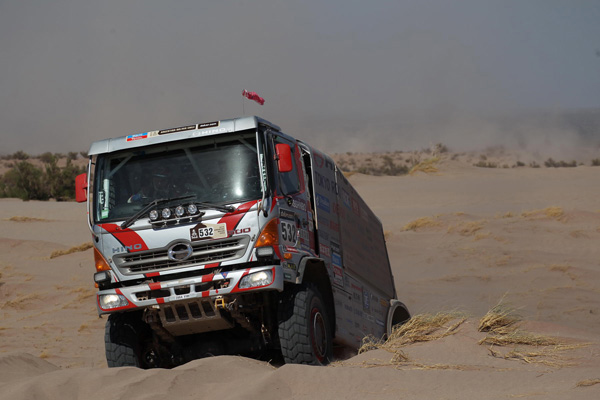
[96,265,283,315]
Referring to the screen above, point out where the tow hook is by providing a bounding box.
[214,296,226,309]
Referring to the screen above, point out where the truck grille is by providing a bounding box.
[113,236,250,275]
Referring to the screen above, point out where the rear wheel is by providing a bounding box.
[278,283,333,365]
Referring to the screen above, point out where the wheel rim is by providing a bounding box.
[310,307,327,362]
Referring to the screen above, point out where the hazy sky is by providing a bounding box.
[1,0,599,154]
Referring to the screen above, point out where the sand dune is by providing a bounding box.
[0,154,599,399]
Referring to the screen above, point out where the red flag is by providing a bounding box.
[242,89,265,105]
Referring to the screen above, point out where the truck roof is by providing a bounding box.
[88,116,280,155]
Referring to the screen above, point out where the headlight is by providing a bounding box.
[238,270,273,289]
[99,294,129,309]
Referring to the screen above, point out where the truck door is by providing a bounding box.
[272,135,314,263]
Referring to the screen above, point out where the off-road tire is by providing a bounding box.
[105,313,144,368]
[278,283,333,365]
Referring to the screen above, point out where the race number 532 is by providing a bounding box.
[280,221,298,245]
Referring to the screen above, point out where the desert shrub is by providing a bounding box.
[529,161,540,168]
[0,157,85,201]
[38,152,56,164]
[473,161,497,168]
[9,151,30,160]
[433,143,449,154]
[0,161,48,200]
[80,151,88,158]
[591,158,600,166]
[544,158,577,168]
[515,161,525,167]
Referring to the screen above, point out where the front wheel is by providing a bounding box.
[278,283,333,365]
[105,313,153,368]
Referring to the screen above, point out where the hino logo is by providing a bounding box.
[168,243,193,262]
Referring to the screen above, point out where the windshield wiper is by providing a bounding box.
[194,201,235,213]
[121,195,196,229]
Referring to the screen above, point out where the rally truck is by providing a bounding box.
[76,116,410,368]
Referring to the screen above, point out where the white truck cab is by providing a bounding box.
[76,116,409,367]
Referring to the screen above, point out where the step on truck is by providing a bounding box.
[76,116,410,368]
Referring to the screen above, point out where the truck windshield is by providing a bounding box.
[93,131,262,222]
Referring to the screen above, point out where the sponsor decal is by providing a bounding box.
[331,242,342,267]
[316,193,330,213]
[193,127,230,137]
[376,319,385,328]
[158,125,196,135]
[341,189,351,209]
[234,227,252,235]
[190,223,227,241]
[363,288,371,311]
[299,228,309,243]
[198,121,219,129]
[112,244,143,253]
[290,199,307,211]
[282,261,297,270]
[333,265,344,287]
[279,209,296,221]
[314,171,333,192]
[319,243,331,258]
[126,132,148,142]
[380,299,389,308]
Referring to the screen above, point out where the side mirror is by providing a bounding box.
[75,173,88,203]
[275,143,293,173]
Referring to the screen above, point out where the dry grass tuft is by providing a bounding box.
[50,242,93,259]
[352,312,466,369]
[409,157,440,175]
[360,312,466,355]
[480,331,562,347]
[478,301,521,335]
[521,206,565,221]
[576,379,600,387]
[402,217,442,231]
[448,220,487,236]
[7,216,50,222]
[478,299,589,366]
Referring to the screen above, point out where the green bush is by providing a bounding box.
[0,157,85,201]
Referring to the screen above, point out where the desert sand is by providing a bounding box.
[1,153,599,399]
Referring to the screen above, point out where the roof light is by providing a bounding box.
[149,210,159,221]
